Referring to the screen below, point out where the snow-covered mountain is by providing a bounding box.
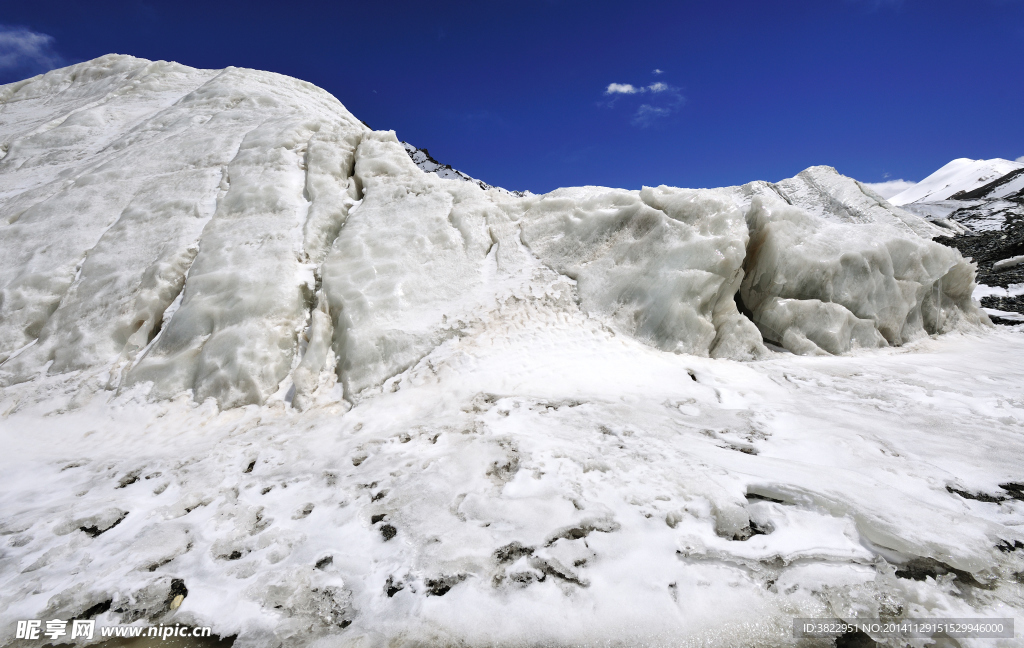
[401,142,525,197]
[0,56,1021,648]
[888,157,1024,206]
[882,157,1024,323]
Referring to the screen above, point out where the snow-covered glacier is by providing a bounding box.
[1,55,1022,648]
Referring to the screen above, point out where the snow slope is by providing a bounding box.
[0,56,1020,648]
[2,305,1022,648]
[888,158,1024,206]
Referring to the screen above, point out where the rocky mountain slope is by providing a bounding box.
[0,56,1021,648]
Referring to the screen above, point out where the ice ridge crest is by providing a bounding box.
[0,55,988,408]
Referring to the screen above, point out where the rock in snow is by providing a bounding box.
[0,56,1021,648]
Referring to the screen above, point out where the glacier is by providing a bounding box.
[0,55,1022,648]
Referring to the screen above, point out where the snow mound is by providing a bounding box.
[888,157,1024,206]
[323,131,523,396]
[0,56,368,410]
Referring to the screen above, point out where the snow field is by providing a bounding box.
[1,303,1022,647]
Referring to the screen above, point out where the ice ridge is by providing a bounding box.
[0,55,987,408]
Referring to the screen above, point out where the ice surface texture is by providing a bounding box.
[520,185,766,360]
[0,56,1017,648]
[0,56,369,407]
[741,200,985,355]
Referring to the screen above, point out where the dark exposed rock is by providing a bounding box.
[947,485,1005,503]
[424,574,467,596]
[1000,482,1024,501]
[80,511,128,537]
[997,539,1024,553]
[72,599,112,620]
[385,575,404,597]
[315,555,333,569]
[494,542,533,564]
[893,557,990,591]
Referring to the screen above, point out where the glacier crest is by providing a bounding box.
[0,55,988,408]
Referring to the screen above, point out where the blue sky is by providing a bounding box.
[1,0,1021,193]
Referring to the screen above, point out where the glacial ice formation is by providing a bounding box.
[1,56,1019,648]
[740,199,984,354]
[0,55,988,406]
[520,185,767,360]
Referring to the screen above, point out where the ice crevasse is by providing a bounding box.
[0,54,988,408]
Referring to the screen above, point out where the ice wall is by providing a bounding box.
[741,199,985,355]
[0,55,988,409]
[320,130,508,396]
[0,57,218,367]
[0,57,369,407]
[519,186,766,360]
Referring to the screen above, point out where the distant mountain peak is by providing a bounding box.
[889,157,1024,205]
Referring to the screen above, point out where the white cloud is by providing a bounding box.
[1017,156,1024,163]
[861,179,916,200]
[606,82,670,95]
[603,77,686,127]
[652,69,664,75]
[605,83,638,95]
[0,25,64,75]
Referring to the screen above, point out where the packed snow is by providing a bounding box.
[1,55,1022,648]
